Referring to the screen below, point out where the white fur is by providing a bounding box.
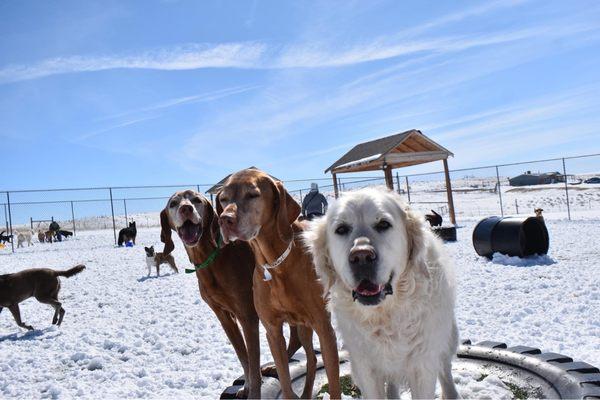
[16,230,33,248]
[303,188,460,399]
[145,256,154,276]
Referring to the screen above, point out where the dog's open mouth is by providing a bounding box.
[177,220,201,245]
[352,277,393,306]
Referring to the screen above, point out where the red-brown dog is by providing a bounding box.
[218,169,341,399]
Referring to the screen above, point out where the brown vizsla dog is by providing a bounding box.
[218,169,341,399]
[160,190,299,398]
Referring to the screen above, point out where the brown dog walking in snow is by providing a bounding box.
[0,265,85,330]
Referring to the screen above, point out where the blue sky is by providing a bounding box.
[1,0,600,191]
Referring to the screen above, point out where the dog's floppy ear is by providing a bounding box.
[402,203,430,279]
[302,216,336,296]
[215,191,224,216]
[272,180,301,243]
[203,199,219,248]
[160,209,175,255]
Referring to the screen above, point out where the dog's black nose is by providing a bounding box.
[349,246,377,266]
[179,204,194,217]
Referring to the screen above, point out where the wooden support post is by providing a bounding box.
[383,165,394,191]
[332,173,339,198]
[443,159,456,225]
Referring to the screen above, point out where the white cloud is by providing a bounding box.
[0,42,267,84]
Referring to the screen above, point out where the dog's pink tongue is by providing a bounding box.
[356,280,383,296]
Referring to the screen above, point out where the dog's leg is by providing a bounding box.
[8,304,34,330]
[156,263,160,277]
[298,326,317,399]
[214,310,251,398]
[239,316,262,399]
[351,363,384,399]
[37,297,64,325]
[314,322,341,399]
[287,325,302,359]
[169,259,178,274]
[407,368,437,400]
[265,322,297,399]
[439,358,459,399]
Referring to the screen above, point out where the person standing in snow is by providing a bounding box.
[301,183,328,220]
[49,220,62,242]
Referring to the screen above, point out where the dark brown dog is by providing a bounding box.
[0,265,85,330]
[218,169,341,399]
[160,190,299,398]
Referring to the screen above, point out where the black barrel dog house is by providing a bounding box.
[473,216,549,258]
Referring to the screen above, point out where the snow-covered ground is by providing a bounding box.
[0,218,598,398]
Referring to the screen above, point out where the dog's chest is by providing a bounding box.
[145,256,155,267]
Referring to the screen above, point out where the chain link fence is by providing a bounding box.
[2,153,599,253]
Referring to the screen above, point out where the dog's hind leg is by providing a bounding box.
[8,304,33,330]
[214,310,251,398]
[240,316,261,399]
[439,356,460,399]
[298,326,317,399]
[168,259,178,274]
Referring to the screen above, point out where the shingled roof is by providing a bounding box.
[325,129,452,174]
[205,167,281,195]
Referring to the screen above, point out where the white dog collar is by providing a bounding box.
[261,240,293,281]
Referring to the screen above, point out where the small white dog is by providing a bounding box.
[303,188,460,399]
[16,230,34,248]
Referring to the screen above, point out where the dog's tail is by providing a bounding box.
[54,264,86,278]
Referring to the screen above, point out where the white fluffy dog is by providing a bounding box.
[16,230,33,248]
[303,188,460,399]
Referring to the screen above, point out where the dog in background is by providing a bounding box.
[424,209,443,227]
[144,246,178,276]
[37,230,46,243]
[44,230,54,243]
[534,208,545,223]
[0,264,85,330]
[118,221,137,246]
[59,230,73,239]
[303,188,460,399]
[0,231,12,244]
[16,230,34,248]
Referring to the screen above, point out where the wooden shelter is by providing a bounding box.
[325,129,456,224]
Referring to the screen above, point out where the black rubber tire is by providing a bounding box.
[220,340,600,399]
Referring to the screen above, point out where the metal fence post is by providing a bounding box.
[562,158,571,220]
[196,184,201,193]
[405,176,411,203]
[123,199,128,223]
[109,188,117,245]
[3,203,8,235]
[7,192,14,253]
[299,189,303,205]
[495,166,504,217]
[395,172,401,194]
[71,201,76,236]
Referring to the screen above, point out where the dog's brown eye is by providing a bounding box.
[219,197,229,204]
[169,201,178,208]
[191,197,202,204]
[374,220,391,232]
[335,225,351,235]
[245,192,259,199]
